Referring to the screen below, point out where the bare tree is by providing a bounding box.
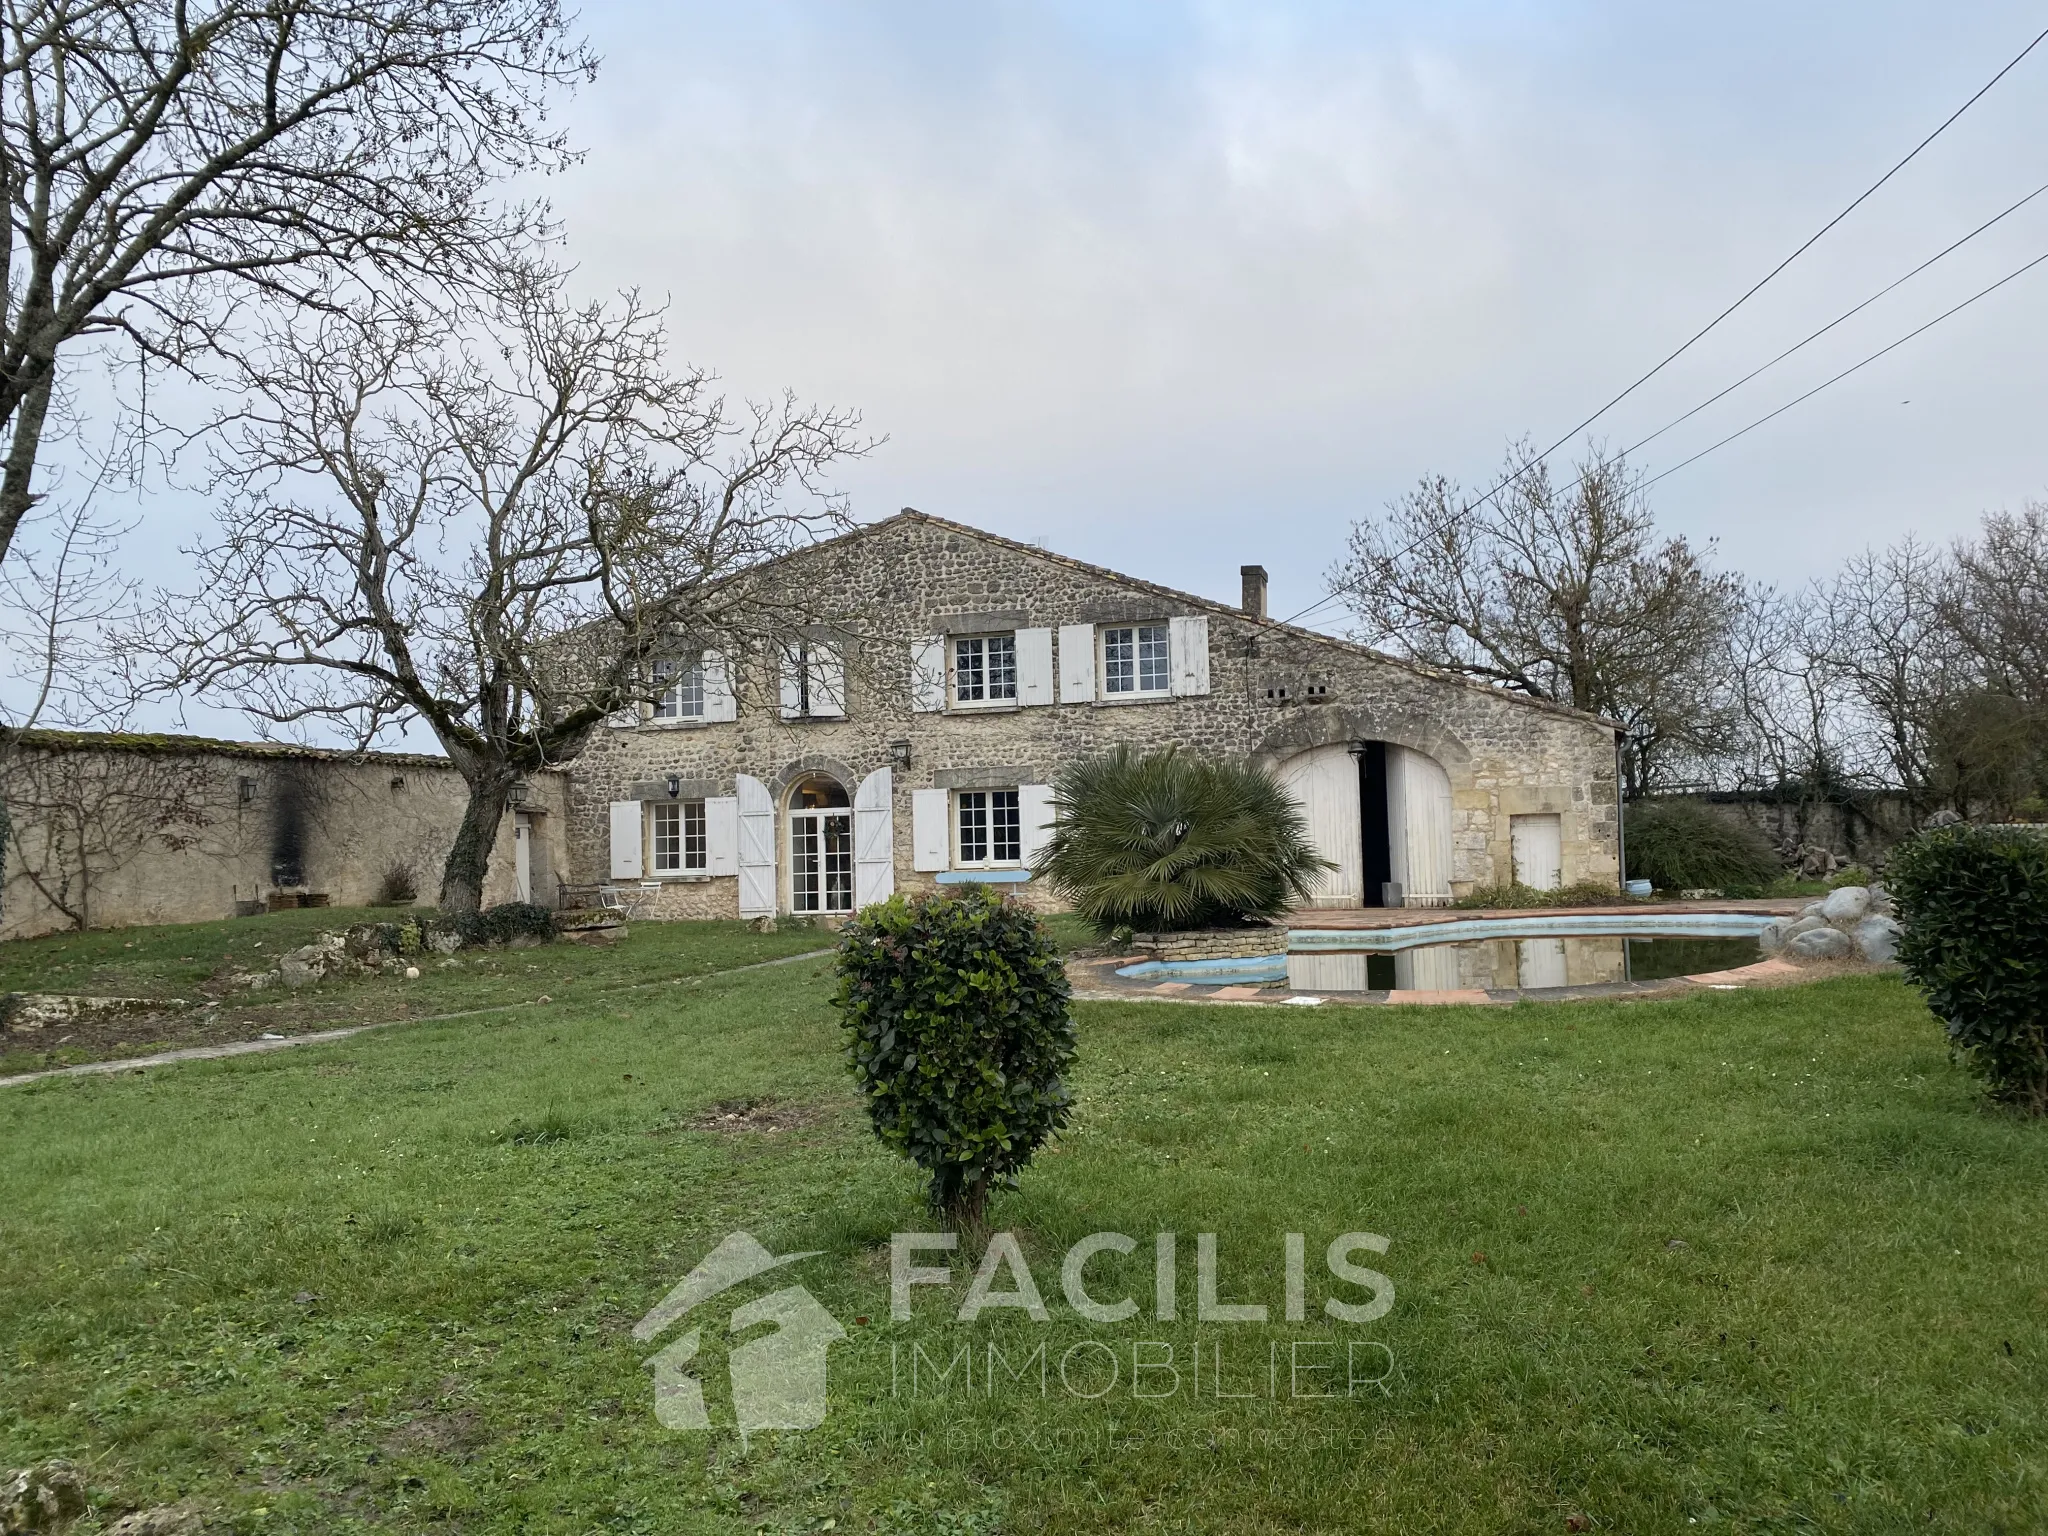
[0,0,595,571]
[1333,441,1744,795]
[138,271,870,913]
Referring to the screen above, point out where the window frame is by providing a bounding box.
[651,657,707,723]
[1098,622,1172,699]
[950,631,1019,709]
[647,798,709,875]
[953,787,1023,868]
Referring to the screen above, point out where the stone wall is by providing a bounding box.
[1132,927,1285,962]
[0,733,567,940]
[572,511,1622,915]
[1664,791,1920,871]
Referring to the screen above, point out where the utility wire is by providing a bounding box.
[1281,25,2048,632]
[1638,244,2048,491]
[1510,20,2048,483]
[1620,176,2048,460]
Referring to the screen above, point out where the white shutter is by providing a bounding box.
[1018,783,1057,867]
[810,645,846,718]
[778,647,804,719]
[1170,614,1210,696]
[736,773,776,916]
[853,768,895,907]
[1388,747,1454,904]
[702,651,736,722]
[608,800,644,880]
[1058,624,1095,703]
[705,795,739,876]
[1015,628,1054,707]
[911,788,950,872]
[911,638,947,713]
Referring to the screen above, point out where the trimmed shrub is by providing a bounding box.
[1624,800,1781,893]
[1035,746,1328,933]
[453,901,556,948]
[1890,824,2048,1114]
[834,888,1076,1222]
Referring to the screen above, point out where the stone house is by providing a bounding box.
[0,730,567,941]
[569,510,1622,920]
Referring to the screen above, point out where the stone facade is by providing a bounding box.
[0,732,567,940]
[570,511,1622,918]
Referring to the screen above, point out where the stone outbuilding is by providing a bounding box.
[571,510,1622,920]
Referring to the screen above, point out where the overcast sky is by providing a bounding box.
[26,1,2048,739]
[549,0,2048,625]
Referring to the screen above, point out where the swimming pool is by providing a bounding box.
[1114,912,1777,993]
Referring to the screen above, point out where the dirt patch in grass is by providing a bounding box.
[687,1097,836,1134]
[380,1408,483,1458]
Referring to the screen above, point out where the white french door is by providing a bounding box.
[789,809,855,913]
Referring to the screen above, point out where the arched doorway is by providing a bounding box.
[1277,742,1454,908]
[785,774,853,914]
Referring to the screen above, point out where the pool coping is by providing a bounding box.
[1075,900,1812,1007]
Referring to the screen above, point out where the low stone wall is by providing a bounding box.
[1132,927,1283,962]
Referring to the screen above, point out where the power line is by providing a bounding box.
[1514,20,2048,481]
[1638,244,2048,491]
[1621,176,2048,461]
[1285,24,2048,632]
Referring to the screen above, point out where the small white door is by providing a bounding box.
[514,813,533,903]
[1510,813,1563,892]
[1277,745,1361,906]
[1387,746,1455,905]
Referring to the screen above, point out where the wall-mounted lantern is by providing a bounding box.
[389,774,406,790]
[507,779,531,805]
[666,773,681,799]
[238,776,257,804]
[889,739,912,768]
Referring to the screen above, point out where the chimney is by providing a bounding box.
[1240,564,1269,620]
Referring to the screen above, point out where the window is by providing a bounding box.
[652,658,705,721]
[649,800,708,873]
[1101,623,1170,696]
[952,634,1017,705]
[781,641,846,719]
[956,789,1022,866]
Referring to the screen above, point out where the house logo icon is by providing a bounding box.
[634,1232,846,1437]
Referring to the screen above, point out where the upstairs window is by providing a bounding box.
[956,789,1022,867]
[649,799,708,873]
[780,641,847,719]
[1101,623,1170,696]
[953,634,1017,705]
[652,658,706,720]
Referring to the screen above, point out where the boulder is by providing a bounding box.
[1,1462,87,1534]
[1758,920,1791,953]
[1785,927,1854,961]
[1783,914,1828,939]
[1797,901,1827,920]
[1865,884,1896,916]
[1821,886,1871,925]
[1854,914,1903,965]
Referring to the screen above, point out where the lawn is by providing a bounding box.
[2,921,2043,1534]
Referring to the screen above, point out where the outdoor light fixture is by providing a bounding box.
[666,774,681,799]
[889,739,912,768]
[389,774,406,790]
[238,776,257,804]
[1347,740,1368,763]
[507,779,530,805]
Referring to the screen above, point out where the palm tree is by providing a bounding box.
[1035,747,1328,932]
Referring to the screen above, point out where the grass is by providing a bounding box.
[1,924,2044,1533]
[0,909,838,1075]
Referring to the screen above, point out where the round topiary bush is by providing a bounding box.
[1624,800,1782,893]
[1889,824,2048,1114]
[834,887,1076,1222]
[1035,746,1328,933]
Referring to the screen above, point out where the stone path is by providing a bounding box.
[0,949,836,1091]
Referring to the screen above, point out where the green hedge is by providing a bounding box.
[1890,825,2048,1114]
[834,888,1076,1221]
[1625,800,1782,893]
